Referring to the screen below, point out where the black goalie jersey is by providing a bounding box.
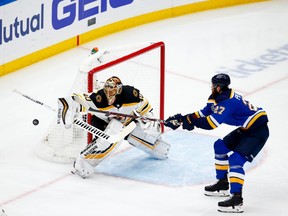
[80,85,152,126]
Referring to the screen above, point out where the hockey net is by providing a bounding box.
[35,41,165,163]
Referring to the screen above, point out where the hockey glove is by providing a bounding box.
[182,114,195,131]
[134,110,161,136]
[57,96,80,129]
[164,114,183,130]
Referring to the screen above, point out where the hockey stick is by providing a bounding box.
[13,89,57,112]
[13,89,136,143]
[72,95,166,123]
[86,107,166,123]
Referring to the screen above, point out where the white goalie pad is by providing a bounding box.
[72,119,125,178]
[127,125,170,159]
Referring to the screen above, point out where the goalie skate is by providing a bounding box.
[71,155,95,179]
[71,169,87,179]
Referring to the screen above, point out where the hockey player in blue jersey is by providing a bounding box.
[164,73,269,213]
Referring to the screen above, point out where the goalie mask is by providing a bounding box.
[104,76,123,105]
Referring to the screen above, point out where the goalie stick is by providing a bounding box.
[72,94,165,123]
[13,89,136,143]
[86,107,166,123]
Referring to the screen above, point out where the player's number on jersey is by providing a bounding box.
[243,99,258,111]
[214,106,225,115]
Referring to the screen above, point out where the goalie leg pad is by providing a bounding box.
[127,125,170,159]
[72,119,124,177]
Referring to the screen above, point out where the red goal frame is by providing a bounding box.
[86,42,165,143]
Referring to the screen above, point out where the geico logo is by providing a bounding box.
[0,4,44,45]
[52,0,134,30]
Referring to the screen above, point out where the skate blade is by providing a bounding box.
[218,205,243,213]
[71,170,86,179]
[204,190,230,197]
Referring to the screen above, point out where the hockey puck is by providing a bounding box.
[33,119,39,125]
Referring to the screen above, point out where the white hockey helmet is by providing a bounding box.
[104,76,123,105]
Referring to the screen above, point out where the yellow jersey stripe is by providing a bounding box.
[207,116,217,129]
[244,110,267,129]
[229,89,234,99]
[207,99,216,104]
[194,111,201,118]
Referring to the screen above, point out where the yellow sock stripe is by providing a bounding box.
[230,177,244,185]
[215,164,229,170]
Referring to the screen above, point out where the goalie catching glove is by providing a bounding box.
[57,96,82,128]
[164,113,195,131]
[133,110,161,136]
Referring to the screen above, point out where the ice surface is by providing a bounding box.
[1,1,288,215]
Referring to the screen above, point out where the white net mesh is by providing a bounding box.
[35,42,165,163]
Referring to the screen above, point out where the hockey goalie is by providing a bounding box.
[57,76,170,178]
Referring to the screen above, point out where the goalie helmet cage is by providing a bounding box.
[35,41,165,163]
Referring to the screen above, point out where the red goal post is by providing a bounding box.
[86,41,165,143]
[36,41,165,163]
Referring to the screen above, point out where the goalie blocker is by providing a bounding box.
[72,119,170,178]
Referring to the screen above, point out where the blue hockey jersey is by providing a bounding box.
[192,89,268,130]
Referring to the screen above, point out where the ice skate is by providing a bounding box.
[218,193,243,213]
[71,157,94,179]
[204,178,230,197]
